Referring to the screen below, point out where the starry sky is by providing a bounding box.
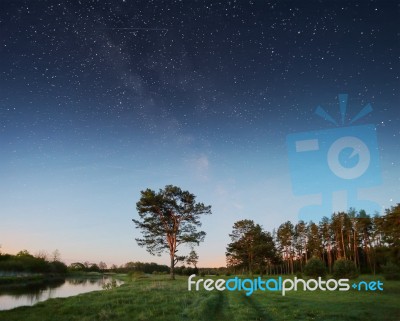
[0,0,399,267]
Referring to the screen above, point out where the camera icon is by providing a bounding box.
[286,95,381,221]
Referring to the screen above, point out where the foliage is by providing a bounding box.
[133,185,211,279]
[68,262,101,273]
[121,261,169,274]
[49,260,68,274]
[304,257,327,278]
[99,261,107,271]
[245,203,400,275]
[226,220,278,275]
[0,250,67,274]
[382,204,400,247]
[382,262,400,280]
[277,221,295,274]
[332,259,359,279]
[128,270,147,280]
[186,250,199,268]
[102,278,117,290]
[173,266,198,276]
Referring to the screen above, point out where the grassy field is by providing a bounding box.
[0,274,399,321]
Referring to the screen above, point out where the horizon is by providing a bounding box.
[2,202,398,269]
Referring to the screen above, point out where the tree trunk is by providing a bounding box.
[353,230,358,268]
[341,228,346,259]
[170,254,175,280]
[365,232,373,274]
[304,240,308,263]
[327,240,332,274]
[290,254,294,275]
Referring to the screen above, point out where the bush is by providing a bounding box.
[102,278,117,290]
[49,261,68,274]
[333,259,358,279]
[382,262,400,280]
[304,257,327,278]
[128,271,147,280]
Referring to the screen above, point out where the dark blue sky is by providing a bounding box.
[0,0,398,266]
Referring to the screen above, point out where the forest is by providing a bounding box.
[226,204,400,277]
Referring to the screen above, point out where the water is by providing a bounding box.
[0,277,122,310]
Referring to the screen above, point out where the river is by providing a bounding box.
[0,276,122,310]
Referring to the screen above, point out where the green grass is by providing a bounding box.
[0,275,399,321]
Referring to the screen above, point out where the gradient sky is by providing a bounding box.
[0,0,399,268]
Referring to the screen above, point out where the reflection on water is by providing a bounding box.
[0,277,122,311]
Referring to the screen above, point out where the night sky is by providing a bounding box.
[0,0,399,267]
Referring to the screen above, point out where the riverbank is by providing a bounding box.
[0,271,115,289]
[0,274,65,288]
[0,274,399,321]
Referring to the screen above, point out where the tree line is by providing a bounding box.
[0,250,67,275]
[226,204,400,276]
[132,185,399,278]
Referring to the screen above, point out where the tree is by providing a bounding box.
[16,250,33,257]
[186,250,199,269]
[133,185,211,279]
[333,259,358,279]
[51,249,61,262]
[89,263,100,272]
[253,229,278,275]
[294,220,307,270]
[277,221,295,274]
[319,217,333,273]
[347,208,360,269]
[226,220,257,274]
[357,210,373,272]
[99,261,108,271]
[304,257,327,278]
[35,250,48,261]
[382,204,400,247]
[226,220,278,275]
[331,212,350,259]
[69,262,85,271]
[307,222,322,258]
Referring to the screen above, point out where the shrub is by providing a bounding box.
[102,279,117,290]
[382,262,400,280]
[333,259,358,279]
[128,271,147,280]
[304,257,327,278]
[49,261,68,274]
